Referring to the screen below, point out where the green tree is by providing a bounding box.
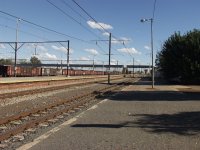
[30,56,41,65]
[19,59,30,64]
[0,59,13,65]
[156,29,200,84]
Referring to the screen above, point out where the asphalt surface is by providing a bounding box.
[17,79,200,150]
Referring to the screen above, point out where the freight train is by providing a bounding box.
[0,65,105,77]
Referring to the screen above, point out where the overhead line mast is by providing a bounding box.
[0,40,69,77]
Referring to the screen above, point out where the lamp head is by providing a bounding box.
[140,19,148,22]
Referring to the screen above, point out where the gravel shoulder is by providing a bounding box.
[0,83,106,118]
[0,77,127,119]
[20,79,200,150]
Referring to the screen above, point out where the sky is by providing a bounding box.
[0,0,200,66]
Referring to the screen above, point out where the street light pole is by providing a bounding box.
[141,18,154,88]
[150,19,154,88]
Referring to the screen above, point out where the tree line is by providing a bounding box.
[0,56,41,65]
[156,29,200,84]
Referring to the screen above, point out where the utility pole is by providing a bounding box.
[92,54,96,74]
[93,59,94,73]
[61,59,63,75]
[34,43,37,56]
[92,33,127,83]
[102,61,104,75]
[117,60,118,75]
[150,19,154,88]
[108,33,111,84]
[140,18,154,88]
[14,18,20,77]
[67,40,70,77]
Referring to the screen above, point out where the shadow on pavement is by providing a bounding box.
[132,111,200,135]
[109,90,200,101]
[71,111,200,136]
[73,78,200,136]
[107,78,200,101]
[71,123,127,128]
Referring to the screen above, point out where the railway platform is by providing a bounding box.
[0,75,118,90]
[17,80,200,150]
[0,75,106,84]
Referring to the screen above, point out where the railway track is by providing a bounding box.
[0,77,139,148]
[0,76,123,100]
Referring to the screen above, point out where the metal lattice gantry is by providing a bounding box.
[0,40,69,77]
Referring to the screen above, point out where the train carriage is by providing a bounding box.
[0,65,106,77]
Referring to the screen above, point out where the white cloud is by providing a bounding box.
[79,56,90,61]
[87,20,113,30]
[120,37,131,44]
[111,37,131,44]
[0,44,6,49]
[52,45,73,54]
[111,37,120,44]
[144,45,150,50]
[26,43,37,49]
[52,45,66,51]
[102,32,110,36]
[102,32,131,45]
[85,48,99,55]
[117,47,141,55]
[37,45,48,52]
[111,59,117,65]
[38,52,57,60]
[26,44,49,54]
[136,59,141,63]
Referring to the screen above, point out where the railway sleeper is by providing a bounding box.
[0,79,133,142]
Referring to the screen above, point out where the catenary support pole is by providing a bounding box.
[108,33,111,84]
[133,57,134,77]
[14,19,20,77]
[67,40,70,77]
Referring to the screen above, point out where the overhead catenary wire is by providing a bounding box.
[61,0,110,44]
[71,0,128,42]
[0,14,67,42]
[0,8,120,64]
[0,23,51,42]
[0,23,71,52]
[0,10,107,56]
[70,0,131,60]
[122,42,134,58]
[60,0,88,22]
[46,0,103,41]
[46,0,112,57]
[0,10,89,43]
[0,10,109,60]
[0,22,73,59]
[71,0,110,34]
[0,12,120,72]
[71,0,131,58]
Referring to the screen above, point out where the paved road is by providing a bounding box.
[18,79,200,150]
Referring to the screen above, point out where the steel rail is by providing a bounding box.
[0,76,123,99]
[0,77,139,142]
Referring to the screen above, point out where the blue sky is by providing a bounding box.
[0,0,200,66]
